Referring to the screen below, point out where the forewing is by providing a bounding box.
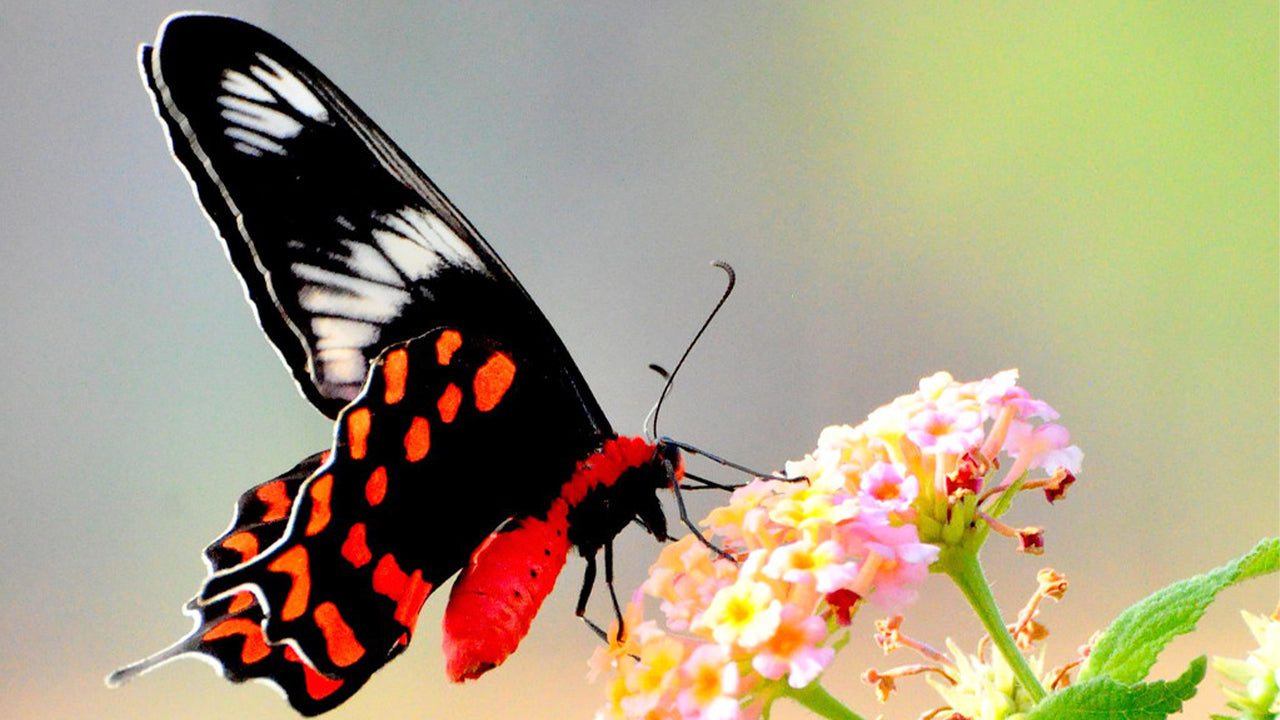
[140,14,604,425]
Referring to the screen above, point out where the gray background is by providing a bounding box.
[3,3,1275,719]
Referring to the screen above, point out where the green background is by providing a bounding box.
[2,3,1274,719]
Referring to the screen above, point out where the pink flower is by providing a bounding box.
[762,540,861,593]
[906,407,984,456]
[979,370,1059,421]
[676,644,742,720]
[859,461,918,514]
[1004,421,1083,474]
[698,572,782,649]
[840,522,939,612]
[750,604,834,688]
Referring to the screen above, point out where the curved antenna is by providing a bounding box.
[644,261,736,440]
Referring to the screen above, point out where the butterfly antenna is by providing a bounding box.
[644,261,736,440]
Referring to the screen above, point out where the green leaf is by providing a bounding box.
[1025,656,1206,720]
[1080,537,1279,684]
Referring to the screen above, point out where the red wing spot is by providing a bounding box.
[256,481,291,522]
[473,353,516,412]
[341,523,372,568]
[394,570,432,633]
[436,330,462,365]
[267,546,311,621]
[347,407,371,460]
[283,646,344,700]
[404,416,431,462]
[372,553,409,601]
[437,384,462,423]
[227,590,256,615]
[383,348,409,405]
[314,601,366,667]
[304,475,334,536]
[222,531,260,562]
[203,618,270,664]
[365,466,388,506]
[319,450,331,464]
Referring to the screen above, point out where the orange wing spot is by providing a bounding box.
[365,466,388,506]
[383,348,409,405]
[304,475,334,536]
[341,523,372,568]
[437,383,462,423]
[256,480,291,522]
[284,646,344,700]
[203,618,271,665]
[436,330,463,365]
[314,601,366,667]
[267,546,311,621]
[227,590,256,614]
[372,553,409,601]
[221,531,260,561]
[347,407,371,460]
[404,416,431,462]
[473,353,516,412]
[394,570,432,633]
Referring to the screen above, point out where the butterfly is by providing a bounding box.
[109,12,694,715]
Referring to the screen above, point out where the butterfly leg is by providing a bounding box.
[671,475,736,562]
[602,541,626,643]
[574,551,608,641]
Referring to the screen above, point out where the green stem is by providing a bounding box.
[783,681,867,720]
[941,548,1047,703]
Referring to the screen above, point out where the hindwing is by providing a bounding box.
[111,328,602,714]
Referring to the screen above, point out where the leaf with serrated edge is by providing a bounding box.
[1026,656,1205,720]
[1080,537,1278,685]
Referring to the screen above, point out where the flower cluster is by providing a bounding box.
[590,370,1081,720]
[1213,610,1280,718]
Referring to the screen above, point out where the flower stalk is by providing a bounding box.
[938,545,1047,703]
[780,681,867,720]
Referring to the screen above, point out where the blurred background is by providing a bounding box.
[2,2,1275,719]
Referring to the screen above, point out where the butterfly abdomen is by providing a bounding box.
[441,500,573,681]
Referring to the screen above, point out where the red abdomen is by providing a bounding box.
[442,499,572,681]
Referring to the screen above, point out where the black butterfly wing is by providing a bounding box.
[117,12,632,714]
[110,328,595,714]
[141,12,608,433]
[109,451,376,715]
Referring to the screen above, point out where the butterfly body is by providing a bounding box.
[111,13,683,715]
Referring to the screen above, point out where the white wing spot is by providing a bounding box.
[218,54,329,156]
[314,348,367,388]
[253,55,329,121]
[224,126,286,157]
[221,70,273,103]
[294,264,410,323]
[341,240,404,286]
[372,226,444,282]
[311,317,379,350]
[219,95,304,141]
[372,207,487,282]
